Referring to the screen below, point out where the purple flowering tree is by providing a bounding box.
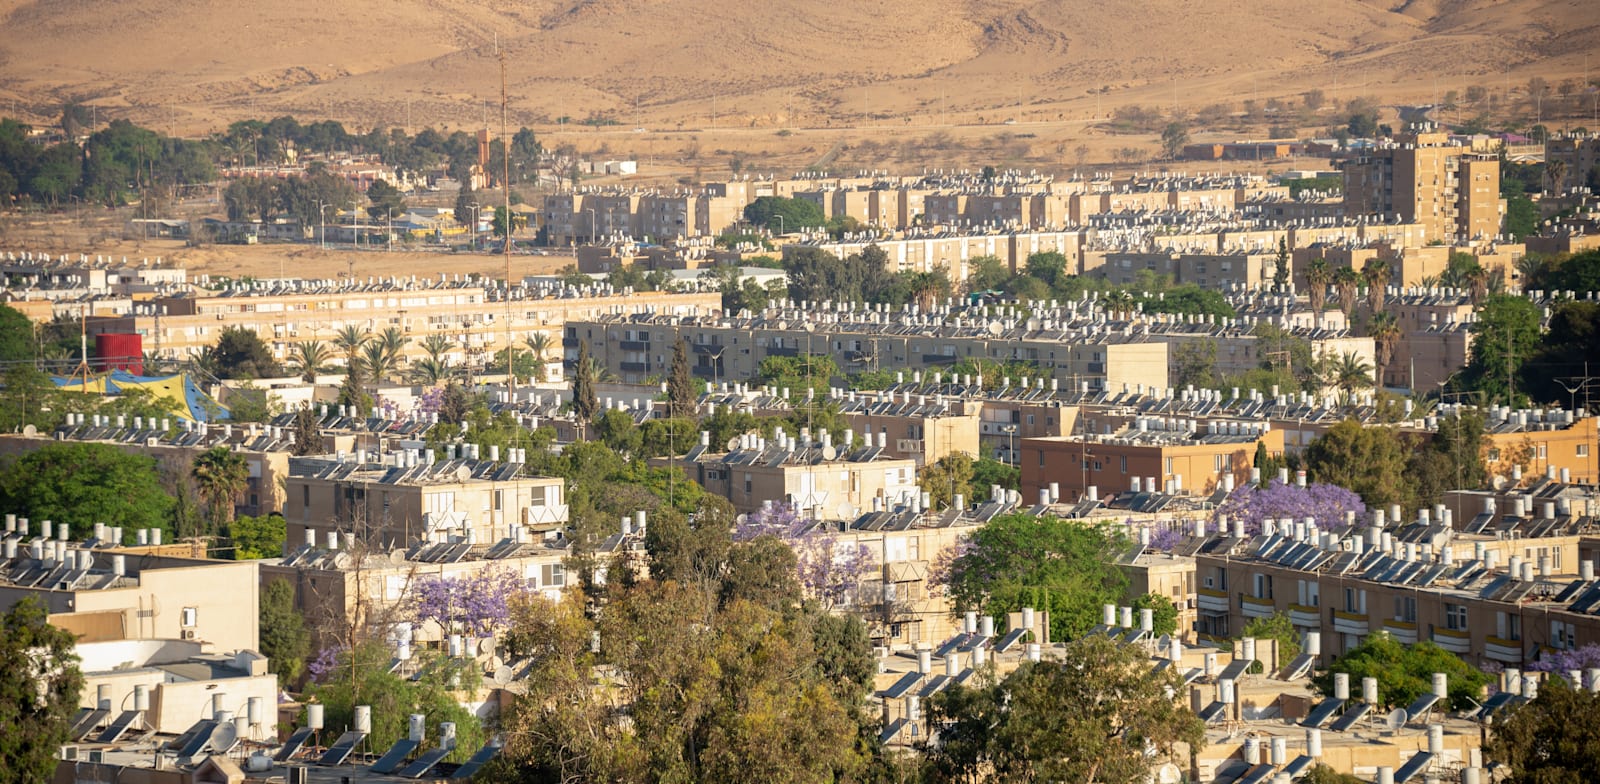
[410,566,528,638]
[308,644,345,683]
[1210,480,1366,537]
[735,502,874,609]
[415,387,445,418]
[1527,644,1600,673]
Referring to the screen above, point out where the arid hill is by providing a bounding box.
[0,0,1592,133]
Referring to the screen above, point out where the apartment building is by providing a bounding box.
[783,229,1086,281]
[1189,509,1598,667]
[667,430,919,518]
[261,532,578,653]
[1544,134,1600,193]
[565,307,1170,393]
[1343,128,1505,244]
[82,280,719,371]
[1483,409,1599,485]
[1020,418,1284,503]
[834,393,982,467]
[283,452,569,550]
[1085,251,1276,289]
[0,519,261,653]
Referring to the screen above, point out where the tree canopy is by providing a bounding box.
[1486,676,1600,783]
[940,513,1130,641]
[0,598,84,782]
[259,578,309,686]
[744,195,826,230]
[204,326,283,380]
[1310,632,1489,711]
[0,442,174,540]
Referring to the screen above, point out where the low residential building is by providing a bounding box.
[835,393,982,467]
[1021,418,1285,503]
[1483,408,1599,485]
[283,452,569,551]
[73,641,275,735]
[668,430,919,518]
[0,521,261,653]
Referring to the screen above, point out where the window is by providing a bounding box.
[1393,596,1416,623]
[1537,445,1547,459]
[1553,620,1577,650]
[1165,457,1174,474]
[1215,454,1226,472]
[1120,456,1128,474]
[1253,573,1273,600]
[1496,611,1522,641]
[181,607,198,628]
[1344,587,1365,614]
[541,563,566,588]
[1579,445,1590,458]
[1445,603,1468,631]
[1198,612,1230,638]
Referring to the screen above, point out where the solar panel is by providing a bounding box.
[1197,702,1226,723]
[1554,580,1590,603]
[164,719,213,752]
[369,738,419,774]
[994,627,1028,653]
[274,727,315,762]
[1393,751,1434,782]
[1404,693,1440,720]
[1570,586,1600,614]
[1413,564,1451,587]
[1281,755,1314,778]
[71,708,108,740]
[1236,763,1277,784]
[1121,628,1148,645]
[398,746,453,778]
[1181,668,1203,685]
[1280,653,1316,681]
[1300,698,1345,728]
[878,718,907,745]
[1477,574,1511,600]
[93,710,143,743]
[1475,691,1518,719]
[1218,659,1252,683]
[175,721,222,759]
[318,730,367,765]
[449,741,503,780]
[1328,701,1372,731]
[880,671,922,699]
[918,674,952,698]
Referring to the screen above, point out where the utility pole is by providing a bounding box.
[500,44,515,397]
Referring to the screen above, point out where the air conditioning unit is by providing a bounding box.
[59,745,78,761]
[181,629,198,640]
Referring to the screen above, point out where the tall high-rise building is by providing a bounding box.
[1343,126,1505,244]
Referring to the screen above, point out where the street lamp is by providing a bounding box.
[773,214,785,237]
[314,201,333,250]
[386,208,397,253]
[1001,424,1017,466]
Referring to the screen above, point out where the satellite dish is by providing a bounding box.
[21,425,36,437]
[821,445,838,461]
[1386,708,1408,731]
[209,721,240,754]
[837,502,856,519]
[493,666,513,685]
[988,320,1004,335]
[1157,634,1172,651]
[478,638,496,656]
[726,438,741,451]
[389,550,409,565]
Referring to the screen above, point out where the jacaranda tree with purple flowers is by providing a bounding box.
[411,566,528,638]
[734,502,874,610]
[1527,644,1600,673]
[1211,479,1366,537]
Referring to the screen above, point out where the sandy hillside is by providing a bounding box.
[0,0,1593,134]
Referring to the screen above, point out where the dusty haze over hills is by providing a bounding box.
[0,0,1593,134]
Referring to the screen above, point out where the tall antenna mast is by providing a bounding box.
[500,41,515,396]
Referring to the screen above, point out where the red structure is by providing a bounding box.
[95,333,143,375]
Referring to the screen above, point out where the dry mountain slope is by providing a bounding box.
[0,0,1590,130]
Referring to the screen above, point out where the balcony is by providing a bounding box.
[766,345,800,357]
[1332,611,1369,636]
[561,337,579,348]
[1197,587,1229,613]
[921,354,960,365]
[620,340,649,351]
[1432,627,1471,654]
[691,343,724,355]
[1381,619,1419,645]
[1288,604,1320,629]
[1240,595,1277,620]
[620,362,648,373]
[1484,636,1525,664]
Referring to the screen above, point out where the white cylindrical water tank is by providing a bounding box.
[97,684,111,710]
[1243,736,1260,765]
[1433,672,1448,700]
[1270,736,1287,766]
[918,649,932,674]
[1363,677,1379,704]
[247,696,263,725]
[1241,637,1257,663]
[1026,643,1041,662]
[133,685,149,712]
[1377,767,1394,784]
[1120,606,1133,628]
[1220,679,1235,704]
[211,693,227,719]
[965,611,978,634]
[1306,728,1322,758]
[980,616,995,638]
[1305,631,1321,657]
[1021,607,1035,632]
[1334,673,1349,701]
[440,721,457,750]
[353,705,372,734]
[307,703,324,730]
[409,714,426,742]
[1140,608,1153,633]
[946,653,960,677]
[1428,724,1444,755]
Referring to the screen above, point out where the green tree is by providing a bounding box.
[572,339,599,422]
[594,409,643,456]
[1362,257,1392,314]
[1301,766,1366,784]
[1160,121,1190,160]
[919,452,975,510]
[0,598,84,782]
[966,254,1011,293]
[259,579,309,685]
[204,326,282,380]
[0,442,173,540]
[308,640,486,764]
[744,195,826,230]
[364,179,405,220]
[1302,419,1416,510]
[224,513,286,560]
[1522,300,1600,406]
[942,513,1130,641]
[1024,251,1069,288]
[192,445,249,530]
[1486,677,1600,783]
[1311,632,1489,711]
[0,303,34,362]
[1410,411,1488,506]
[1131,593,1178,636]
[1240,613,1301,674]
[667,339,697,418]
[971,457,1020,493]
[289,339,332,382]
[492,205,527,239]
[1462,293,1541,405]
[922,633,1204,783]
[290,403,323,456]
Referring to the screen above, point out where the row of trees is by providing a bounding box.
[0,117,215,207]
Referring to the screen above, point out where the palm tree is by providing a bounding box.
[1368,311,1401,391]
[1465,265,1492,306]
[1304,258,1332,328]
[290,340,333,382]
[1332,351,1374,404]
[1361,258,1392,315]
[333,325,371,368]
[584,355,617,384]
[362,341,399,384]
[906,270,949,312]
[419,334,455,365]
[1546,158,1568,195]
[1334,267,1361,322]
[376,327,411,365]
[524,332,553,382]
[408,357,450,385]
[192,446,249,534]
[1098,290,1136,317]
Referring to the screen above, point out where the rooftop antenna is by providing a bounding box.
[499,36,515,396]
[67,302,93,387]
